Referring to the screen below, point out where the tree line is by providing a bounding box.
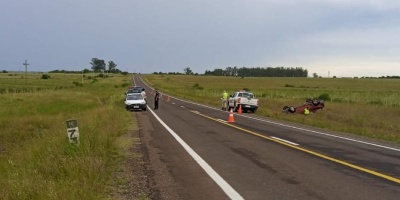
[204,66,308,77]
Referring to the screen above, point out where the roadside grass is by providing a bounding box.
[0,73,142,199]
[143,75,400,144]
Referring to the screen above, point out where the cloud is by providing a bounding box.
[0,0,399,76]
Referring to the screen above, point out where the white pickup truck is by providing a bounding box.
[228,90,258,113]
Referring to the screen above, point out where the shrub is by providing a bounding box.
[41,74,51,79]
[369,99,383,105]
[192,83,203,90]
[318,93,331,101]
[72,81,83,86]
[121,83,130,87]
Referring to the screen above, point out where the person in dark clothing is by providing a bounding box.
[154,89,160,109]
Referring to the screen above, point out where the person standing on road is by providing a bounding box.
[141,88,147,104]
[221,90,229,110]
[154,89,160,109]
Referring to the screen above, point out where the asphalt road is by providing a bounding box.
[133,76,400,200]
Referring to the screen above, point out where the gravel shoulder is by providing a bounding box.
[107,111,179,200]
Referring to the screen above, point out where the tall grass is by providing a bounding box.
[143,75,400,144]
[0,73,136,199]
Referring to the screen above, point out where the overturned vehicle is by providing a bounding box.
[282,98,325,114]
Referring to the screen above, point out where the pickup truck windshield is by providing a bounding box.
[239,93,254,98]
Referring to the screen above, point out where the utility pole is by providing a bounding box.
[23,60,29,87]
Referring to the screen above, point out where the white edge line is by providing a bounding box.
[139,77,400,152]
[148,106,244,200]
[271,136,299,146]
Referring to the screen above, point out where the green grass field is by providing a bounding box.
[143,74,400,144]
[0,73,142,199]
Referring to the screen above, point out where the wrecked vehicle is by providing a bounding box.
[282,98,325,114]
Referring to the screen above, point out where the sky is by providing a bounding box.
[1,0,399,77]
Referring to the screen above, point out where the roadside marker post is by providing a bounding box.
[66,119,80,144]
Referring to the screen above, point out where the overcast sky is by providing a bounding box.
[1,0,399,77]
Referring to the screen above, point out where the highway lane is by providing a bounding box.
[134,76,400,199]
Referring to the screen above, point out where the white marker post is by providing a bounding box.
[66,119,79,144]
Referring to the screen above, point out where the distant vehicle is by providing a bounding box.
[125,86,143,95]
[228,90,258,113]
[125,93,147,111]
[282,98,325,114]
[131,85,143,91]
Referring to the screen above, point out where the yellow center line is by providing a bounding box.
[191,110,400,184]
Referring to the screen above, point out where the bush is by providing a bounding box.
[121,83,130,87]
[318,93,331,101]
[192,83,203,90]
[284,84,294,87]
[41,74,51,79]
[72,81,83,86]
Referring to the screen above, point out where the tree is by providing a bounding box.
[313,72,318,78]
[108,61,117,73]
[82,68,91,73]
[183,67,193,75]
[90,58,106,72]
